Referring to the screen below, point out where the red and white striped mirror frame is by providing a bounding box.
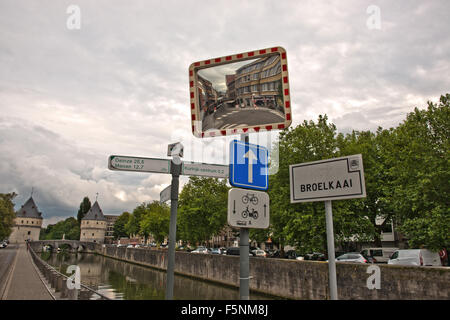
[188,46,292,138]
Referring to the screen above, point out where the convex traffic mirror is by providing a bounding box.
[189,46,292,138]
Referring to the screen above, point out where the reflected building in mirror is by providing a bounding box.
[197,75,219,122]
[234,54,283,111]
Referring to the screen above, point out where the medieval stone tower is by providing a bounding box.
[80,201,107,243]
[9,197,43,244]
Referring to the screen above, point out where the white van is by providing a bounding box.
[388,249,441,266]
[361,247,398,263]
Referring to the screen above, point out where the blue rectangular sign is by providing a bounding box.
[229,140,269,190]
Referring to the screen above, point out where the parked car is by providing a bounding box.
[285,250,302,260]
[127,245,134,248]
[304,252,326,261]
[361,247,398,264]
[191,247,210,254]
[210,248,221,254]
[388,249,441,266]
[0,242,7,249]
[336,253,369,263]
[251,249,268,258]
[226,247,254,256]
[210,248,227,255]
[117,244,127,248]
[266,249,281,258]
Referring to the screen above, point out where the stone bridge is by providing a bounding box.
[30,240,101,253]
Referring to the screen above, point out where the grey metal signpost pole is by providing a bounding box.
[239,133,250,300]
[165,157,181,300]
[325,200,338,300]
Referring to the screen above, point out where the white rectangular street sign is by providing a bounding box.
[108,155,171,174]
[182,161,228,178]
[289,154,366,203]
[160,185,171,203]
[227,188,269,229]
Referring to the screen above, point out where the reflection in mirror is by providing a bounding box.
[195,53,286,132]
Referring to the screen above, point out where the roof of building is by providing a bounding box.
[16,197,43,219]
[82,201,107,221]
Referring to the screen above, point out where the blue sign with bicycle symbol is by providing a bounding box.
[229,140,269,191]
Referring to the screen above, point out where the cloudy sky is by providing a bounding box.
[1,1,448,226]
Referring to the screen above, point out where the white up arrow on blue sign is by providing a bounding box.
[229,140,269,191]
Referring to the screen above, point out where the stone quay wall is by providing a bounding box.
[96,245,450,300]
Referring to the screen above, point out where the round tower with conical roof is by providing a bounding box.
[80,201,107,243]
[9,197,43,244]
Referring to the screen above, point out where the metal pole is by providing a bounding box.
[239,133,250,300]
[325,200,338,300]
[165,158,181,300]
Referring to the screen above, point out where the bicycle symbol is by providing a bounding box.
[242,193,258,205]
[242,206,258,219]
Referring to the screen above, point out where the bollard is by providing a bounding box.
[51,271,58,289]
[55,274,63,292]
[60,280,67,298]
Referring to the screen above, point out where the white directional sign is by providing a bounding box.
[227,188,269,229]
[109,155,229,178]
[182,162,228,178]
[160,185,171,203]
[109,155,171,174]
[289,154,366,203]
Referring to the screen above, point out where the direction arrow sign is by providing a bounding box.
[229,140,268,191]
[289,154,366,203]
[108,155,170,174]
[182,162,228,178]
[160,185,171,203]
[227,188,269,229]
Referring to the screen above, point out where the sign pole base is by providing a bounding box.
[325,200,338,300]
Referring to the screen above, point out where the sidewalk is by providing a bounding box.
[2,244,53,300]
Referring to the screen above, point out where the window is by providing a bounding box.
[390,251,399,260]
[27,231,31,235]
[371,250,383,257]
[32,221,34,224]
[92,233,94,236]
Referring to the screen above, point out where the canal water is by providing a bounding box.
[41,252,276,300]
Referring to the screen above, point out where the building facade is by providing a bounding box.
[104,214,120,244]
[80,201,107,243]
[9,197,43,244]
[234,54,283,109]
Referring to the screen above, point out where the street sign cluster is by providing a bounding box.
[227,140,270,229]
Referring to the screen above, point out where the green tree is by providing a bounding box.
[178,177,229,245]
[40,217,80,240]
[336,128,395,247]
[139,201,170,244]
[113,211,131,239]
[125,204,147,237]
[77,197,91,224]
[268,115,338,255]
[385,94,450,250]
[0,193,17,240]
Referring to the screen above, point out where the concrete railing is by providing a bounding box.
[28,246,110,300]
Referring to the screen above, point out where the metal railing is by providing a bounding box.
[28,246,110,300]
